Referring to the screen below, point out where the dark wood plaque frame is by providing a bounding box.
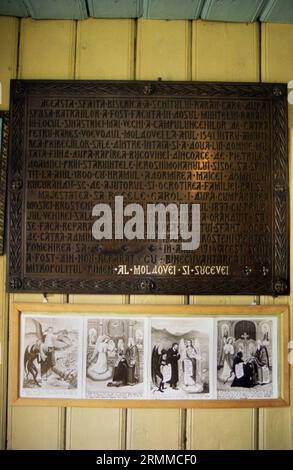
[0,111,9,255]
[7,80,289,295]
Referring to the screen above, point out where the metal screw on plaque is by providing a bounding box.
[11,178,23,191]
[140,279,155,291]
[261,266,269,276]
[273,87,282,97]
[243,266,252,275]
[15,81,25,95]
[275,183,285,193]
[143,84,155,95]
[274,279,287,294]
[10,278,22,289]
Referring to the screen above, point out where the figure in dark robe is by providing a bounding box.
[231,351,254,388]
[151,347,171,392]
[107,353,128,387]
[166,343,180,389]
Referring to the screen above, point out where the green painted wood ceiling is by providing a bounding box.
[0,0,293,23]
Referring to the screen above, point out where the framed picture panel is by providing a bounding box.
[10,303,289,408]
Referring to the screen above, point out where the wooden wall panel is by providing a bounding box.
[9,407,64,450]
[127,409,183,450]
[136,19,191,80]
[126,18,190,450]
[0,17,18,110]
[0,256,9,449]
[188,20,260,450]
[0,16,18,450]
[261,23,293,83]
[187,409,257,450]
[260,22,293,450]
[66,18,134,449]
[66,408,125,450]
[127,292,186,449]
[6,17,76,450]
[66,295,126,449]
[192,20,259,82]
[19,19,76,79]
[75,19,134,79]
[259,408,292,450]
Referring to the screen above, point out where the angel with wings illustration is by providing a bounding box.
[24,319,75,388]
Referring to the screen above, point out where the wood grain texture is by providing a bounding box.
[262,23,293,83]
[19,19,76,79]
[192,20,259,82]
[66,408,125,450]
[260,21,293,450]
[75,19,134,79]
[8,407,64,450]
[0,15,18,450]
[127,17,190,450]
[136,19,191,80]
[187,408,257,450]
[0,17,18,110]
[65,294,126,449]
[126,409,183,450]
[6,16,74,450]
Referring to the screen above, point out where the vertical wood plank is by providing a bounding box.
[126,18,190,450]
[75,19,134,79]
[187,409,257,450]
[0,17,19,110]
[260,22,293,450]
[0,15,19,450]
[7,17,76,450]
[188,19,260,450]
[19,19,76,79]
[66,408,125,450]
[136,19,191,80]
[127,409,184,450]
[127,295,187,449]
[0,256,9,450]
[66,294,126,449]
[68,295,128,304]
[258,408,291,450]
[187,295,258,450]
[261,23,293,83]
[9,408,64,450]
[66,18,135,450]
[192,20,259,82]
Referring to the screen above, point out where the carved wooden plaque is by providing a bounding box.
[0,111,9,255]
[7,80,289,295]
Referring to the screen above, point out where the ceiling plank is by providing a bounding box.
[0,0,28,17]
[201,0,267,23]
[24,0,88,20]
[88,0,143,18]
[144,0,203,19]
[260,0,293,23]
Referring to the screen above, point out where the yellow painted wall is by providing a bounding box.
[0,16,292,450]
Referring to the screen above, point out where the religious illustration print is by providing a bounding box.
[216,317,278,399]
[20,314,83,398]
[150,317,213,399]
[84,317,147,399]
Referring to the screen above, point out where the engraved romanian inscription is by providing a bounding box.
[8,81,289,295]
